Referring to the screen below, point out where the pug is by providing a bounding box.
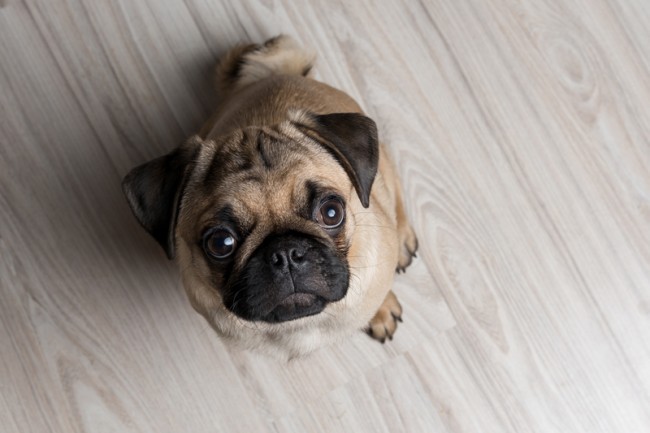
[122,36,418,358]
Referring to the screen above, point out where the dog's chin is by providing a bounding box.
[261,293,327,323]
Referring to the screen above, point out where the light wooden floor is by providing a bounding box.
[1,0,649,432]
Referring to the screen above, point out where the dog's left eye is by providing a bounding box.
[315,198,345,229]
[203,228,237,259]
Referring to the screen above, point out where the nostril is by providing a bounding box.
[271,252,284,267]
[289,248,305,263]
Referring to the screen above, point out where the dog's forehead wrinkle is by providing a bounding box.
[204,170,302,231]
[201,133,256,188]
[257,130,303,171]
[256,132,273,169]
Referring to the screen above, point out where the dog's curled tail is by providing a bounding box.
[215,35,315,98]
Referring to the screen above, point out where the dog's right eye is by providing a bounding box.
[203,228,237,259]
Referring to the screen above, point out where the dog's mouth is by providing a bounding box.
[280,292,317,307]
[262,292,326,323]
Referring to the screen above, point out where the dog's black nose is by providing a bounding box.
[270,241,307,272]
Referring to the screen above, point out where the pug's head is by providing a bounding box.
[122,112,379,331]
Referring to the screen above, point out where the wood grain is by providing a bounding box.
[1,0,649,432]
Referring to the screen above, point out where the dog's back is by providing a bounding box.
[202,35,362,138]
[215,35,315,97]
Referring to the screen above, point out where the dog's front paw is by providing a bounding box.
[366,291,403,343]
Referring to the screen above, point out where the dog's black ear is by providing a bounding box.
[293,112,379,208]
[121,136,202,259]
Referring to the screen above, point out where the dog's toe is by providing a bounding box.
[366,291,402,343]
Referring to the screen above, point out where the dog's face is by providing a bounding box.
[178,122,361,324]
[123,112,379,331]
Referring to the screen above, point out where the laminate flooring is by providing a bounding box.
[1,1,649,432]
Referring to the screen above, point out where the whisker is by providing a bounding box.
[349,261,394,270]
[354,224,397,231]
